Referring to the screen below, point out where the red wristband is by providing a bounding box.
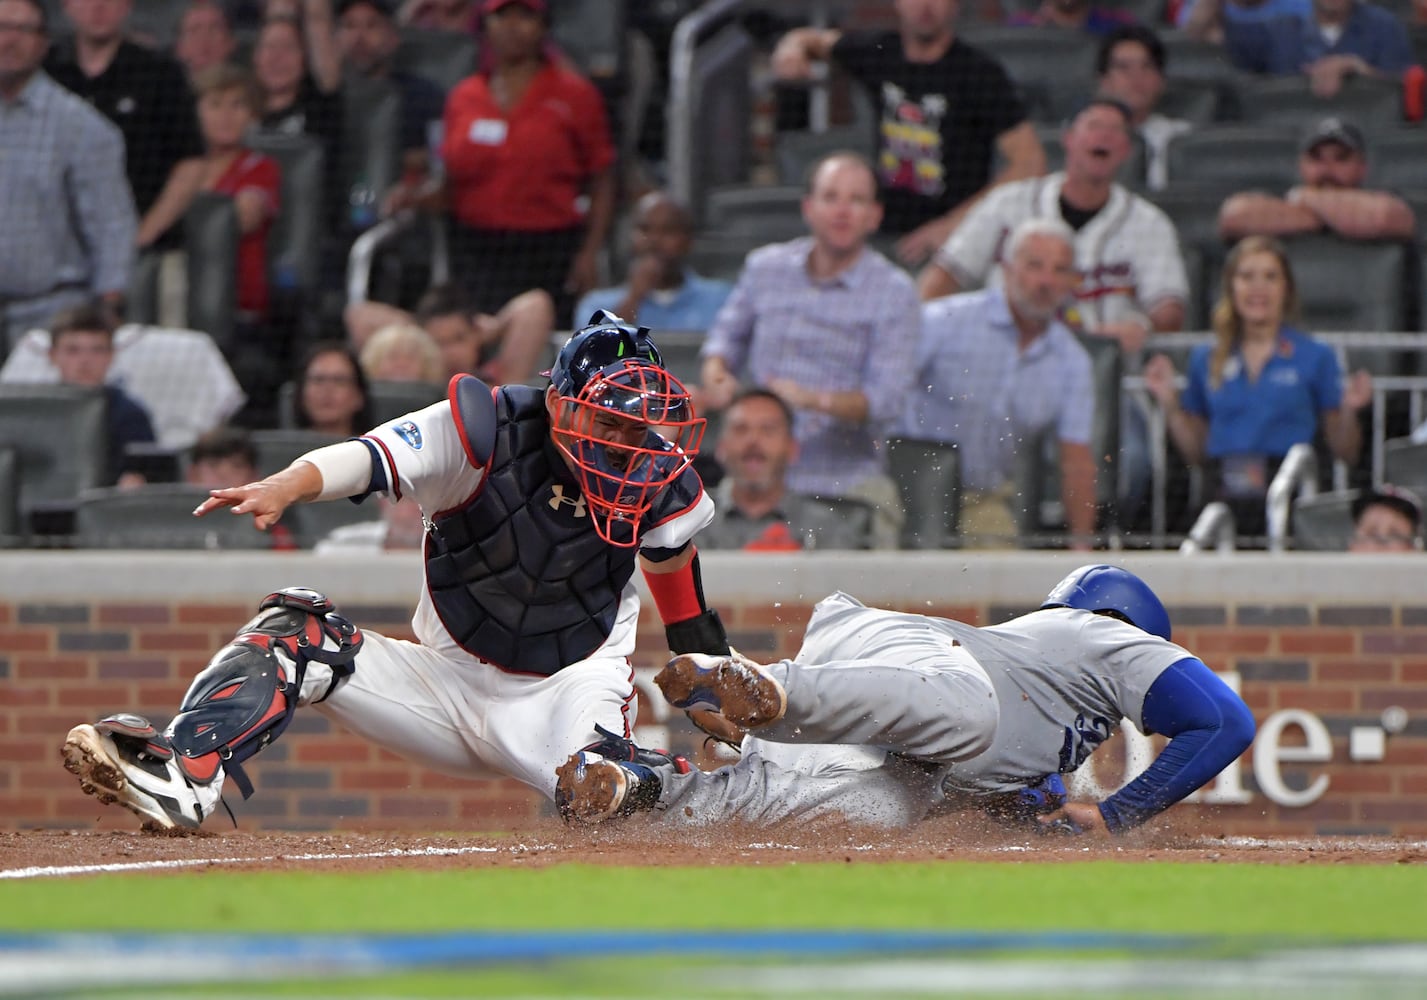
[643,550,706,624]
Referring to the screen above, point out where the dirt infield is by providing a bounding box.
[6,815,1426,878]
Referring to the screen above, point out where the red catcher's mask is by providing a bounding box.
[550,360,704,546]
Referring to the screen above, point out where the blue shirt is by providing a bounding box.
[1226,2,1415,75]
[576,271,732,332]
[1176,0,1309,29]
[1180,326,1343,459]
[704,238,921,497]
[900,288,1094,493]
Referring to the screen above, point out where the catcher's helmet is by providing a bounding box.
[1041,565,1172,641]
[547,312,704,547]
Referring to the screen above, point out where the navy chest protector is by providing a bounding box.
[425,379,700,675]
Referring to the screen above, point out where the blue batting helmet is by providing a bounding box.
[1041,565,1172,641]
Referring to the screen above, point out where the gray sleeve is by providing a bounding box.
[1073,615,1198,732]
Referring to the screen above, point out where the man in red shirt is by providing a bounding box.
[392,0,615,321]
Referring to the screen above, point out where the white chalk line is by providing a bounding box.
[4,835,1423,882]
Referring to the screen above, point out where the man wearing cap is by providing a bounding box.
[1349,485,1422,552]
[1219,117,1416,243]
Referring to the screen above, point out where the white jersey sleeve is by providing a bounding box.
[359,401,485,514]
[641,488,716,551]
[1131,204,1189,313]
[934,184,1019,289]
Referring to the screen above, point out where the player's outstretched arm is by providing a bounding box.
[193,461,324,530]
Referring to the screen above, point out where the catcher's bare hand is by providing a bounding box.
[194,481,294,530]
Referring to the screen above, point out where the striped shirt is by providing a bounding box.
[901,287,1094,492]
[0,72,136,302]
[934,172,1186,334]
[703,237,921,498]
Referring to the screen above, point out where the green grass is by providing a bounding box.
[7,861,1426,938]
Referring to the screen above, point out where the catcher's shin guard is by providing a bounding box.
[166,587,363,799]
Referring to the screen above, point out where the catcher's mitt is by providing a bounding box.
[686,708,745,752]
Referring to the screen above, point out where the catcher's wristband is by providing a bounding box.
[664,608,730,655]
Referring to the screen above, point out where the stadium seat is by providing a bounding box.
[394,28,476,93]
[1384,436,1427,495]
[340,78,403,215]
[887,436,960,550]
[686,235,753,283]
[1150,185,1227,256]
[800,495,876,550]
[126,0,188,47]
[1165,126,1301,193]
[126,251,162,327]
[184,193,240,356]
[1181,243,1209,332]
[1237,75,1404,131]
[1158,78,1220,126]
[245,133,327,298]
[703,185,809,247]
[775,125,874,187]
[0,385,108,517]
[0,446,19,547]
[958,27,1099,123]
[549,0,626,80]
[250,429,343,477]
[73,484,275,550]
[368,380,445,425]
[1365,131,1427,193]
[643,332,705,388]
[285,494,385,549]
[670,18,755,224]
[1291,489,1356,551]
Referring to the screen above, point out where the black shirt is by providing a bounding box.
[258,74,344,222]
[46,40,202,218]
[832,31,1027,234]
[103,385,157,485]
[392,70,446,154]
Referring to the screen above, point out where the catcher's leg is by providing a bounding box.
[62,587,362,831]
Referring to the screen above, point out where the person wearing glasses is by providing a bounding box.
[1349,485,1422,553]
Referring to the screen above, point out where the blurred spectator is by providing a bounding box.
[49,302,155,488]
[1349,485,1422,552]
[1006,0,1138,35]
[335,0,445,180]
[358,321,446,382]
[921,98,1187,527]
[396,0,475,32]
[46,0,202,247]
[0,0,135,348]
[1143,235,1371,536]
[575,191,732,332]
[185,424,299,548]
[1219,117,1415,242]
[1096,26,1192,191]
[174,0,237,83]
[137,65,281,322]
[1224,0,1415,91]
[700,153,921,550]
[772,0,1045,266]
[391,0,616,321]
[345,284,555,383]
[903,219,1097,547]
[1179,0,1311,44]
[698,388,869,551]
[313,493,426,551]
[294,340,374,434]
[186,425,260,489]
[253,13,342,219]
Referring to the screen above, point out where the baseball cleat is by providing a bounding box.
[61,715,221,832]
[555,752,662,824]
[655,651,787,729]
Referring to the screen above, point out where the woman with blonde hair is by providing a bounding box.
[359,323,447,384]
[1144,235,1371,535]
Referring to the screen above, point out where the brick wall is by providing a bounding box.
[2,553,1424,836]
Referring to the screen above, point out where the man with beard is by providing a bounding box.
[904,218,1097,547]
[698,388,869,551]
[1218,117,1415,243]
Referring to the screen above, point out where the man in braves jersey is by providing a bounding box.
[556,565,1256,838]
[61,312,730,831]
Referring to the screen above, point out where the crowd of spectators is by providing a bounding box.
[1,0,1425,554]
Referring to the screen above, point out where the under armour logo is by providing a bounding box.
[548,485,587,518]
